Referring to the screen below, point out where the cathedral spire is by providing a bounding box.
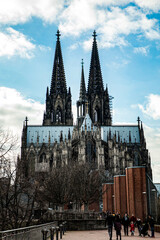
[43,30,73,126]
[87,30,104,96]
[50,30,67,96]
[79,59,86,101]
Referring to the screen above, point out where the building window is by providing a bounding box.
[94,106,99,122]
[56,106,62,123]
[39,153,46,163]
[28,152,35,175]
[50,154,53,168]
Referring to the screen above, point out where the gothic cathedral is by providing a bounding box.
[21,30,152,180]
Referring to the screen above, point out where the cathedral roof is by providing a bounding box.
[26,126,74,146]
[101,126,140,143]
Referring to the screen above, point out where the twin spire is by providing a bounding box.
[46,29,111,126]
[50,30,67,97]
[88,30,104,96]
[50,29,104,99]
[79,30,104,99]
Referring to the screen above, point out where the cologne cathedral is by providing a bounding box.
[21,30,152,180]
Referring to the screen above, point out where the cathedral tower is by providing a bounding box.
[77,59,87,126]
[87,31,112,126]
[43,30,73,126]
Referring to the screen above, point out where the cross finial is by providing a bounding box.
[56,30,61,41]
[25,116,28,126]
[92,30,97,40]
[137,116,140,126]
[81,59,84,66]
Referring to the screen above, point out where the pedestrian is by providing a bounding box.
[136,218,142,236]
[130,213,136,224]
[148,215,155,238]
[106,211,114,240]
[122,212,129,236]
[141,220,150,237]
[130,221,135,236]
[114,215,122,240]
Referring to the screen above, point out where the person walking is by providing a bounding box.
[130,221,135,236]
[106,212,114,240]
[148,215,155,238]
[114,215,122,240]
[130,213,136,224]
[136,218,142,236]
[122,212,129,236]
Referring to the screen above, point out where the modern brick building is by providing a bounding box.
[103,166,157,221]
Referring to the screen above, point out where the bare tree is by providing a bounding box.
[0,128,38,230]
[39,162,107,212]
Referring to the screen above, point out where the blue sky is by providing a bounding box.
[0,0,160,181]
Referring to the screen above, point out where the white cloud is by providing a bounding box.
[0,87,45,143]
[135,0,160,12]
[106,58,130,68]
[0,0,65,25]
[0,87,78,141]
[0,28,35,58]
[133,46,149,56]
[138,94,160,120]
[59,2,160,50]
[69,42,80,50]
[0,1,159,55]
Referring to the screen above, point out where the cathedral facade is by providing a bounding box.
[21,30,152,180]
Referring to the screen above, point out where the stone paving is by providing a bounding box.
[62,228,160,240]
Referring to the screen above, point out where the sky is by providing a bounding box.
[0,0,160,182]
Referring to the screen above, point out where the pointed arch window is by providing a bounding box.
[51,111,53,122]
[94,106,99,122]
[28,152,35,175]
[56,106,62,123]
[39,153,46,163]
[50,154,53,168]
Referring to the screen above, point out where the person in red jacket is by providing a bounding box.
[130,221,135,236]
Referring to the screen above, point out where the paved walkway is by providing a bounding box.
[62,229,160,240]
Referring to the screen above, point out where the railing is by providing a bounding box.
[0,222,57,240]
[49,211,103,221]
[0,211,104,240]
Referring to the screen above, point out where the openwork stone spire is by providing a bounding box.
[87,30,104,96]
[79,59,86,101]
[43,30,73,126]
[50,30,67,97]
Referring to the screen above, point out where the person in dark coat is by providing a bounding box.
[122,212,129,236]
[141,221,150,237]
[114,215,122,240]
[136,218,142,236]
[148,215,155,238]
[130,213,136,224]
[106,212,114,240]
